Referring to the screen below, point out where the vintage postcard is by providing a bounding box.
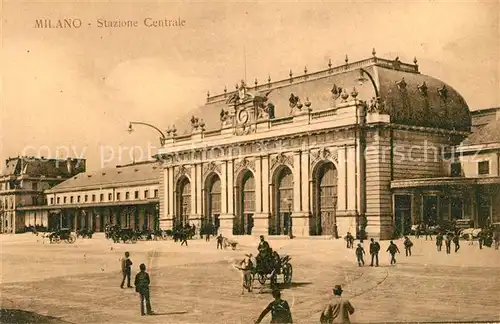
[1,1,499,323]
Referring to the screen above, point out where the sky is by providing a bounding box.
[1,0,499,173]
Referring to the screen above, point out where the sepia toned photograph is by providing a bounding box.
[1,1,499,323]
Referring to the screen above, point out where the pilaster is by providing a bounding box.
[168,167,174,218]
[254,155,270,235]
[190,166,197,223]
[346,146,357,210]
[337,148,347,211]
[227,160,235,216]
[221,162,228,214]
[292,151,301,212]
[255,157,263,213]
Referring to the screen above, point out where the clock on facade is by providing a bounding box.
[238,109,249,124]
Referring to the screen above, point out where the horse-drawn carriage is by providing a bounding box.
[242,251,293,292]
[76,228,94,239]
[106,225,138,243]
[48,228,76,244]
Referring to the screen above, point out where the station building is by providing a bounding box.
[20,161,160,232]
[0,157,85,233]
[156,54,476,239]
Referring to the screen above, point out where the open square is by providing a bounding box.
[1,235,499,323]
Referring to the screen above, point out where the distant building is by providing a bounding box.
[391,107,500,232]
[156,54,473,239]
[0,157,85,233]
[20,161,161,232]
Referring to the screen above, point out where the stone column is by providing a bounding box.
[290,151,309,236]
[254,155,269,236]
[255,157,262,213]
[219,161,233,236]
[337,148,347,211]
[160,167,174,230]
[192,163,203,235]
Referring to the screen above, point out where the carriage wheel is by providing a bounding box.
[55,236,62,244]
[131,236,138,244]
[257,273,267,285]
[283,264,293,284]
[66,235,76,244]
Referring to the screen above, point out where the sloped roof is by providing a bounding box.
[174,57,470,134]
[47,161,160,192]
[462,118,500,146]
[1,158,81,178]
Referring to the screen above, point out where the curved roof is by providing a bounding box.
[174,57,471,134]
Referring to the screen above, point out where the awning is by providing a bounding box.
[391,176,500,189]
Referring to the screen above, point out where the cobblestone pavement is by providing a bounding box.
[1,234,499,323]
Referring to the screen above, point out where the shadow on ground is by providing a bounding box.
[0,309,73,324]
[279,282,313,290]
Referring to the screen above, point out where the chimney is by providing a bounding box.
[66,158,73,175]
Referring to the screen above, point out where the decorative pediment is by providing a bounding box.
[203,161,221,175]
[271,153,293,172]
[174,165,190,182]
[310,147,338,173]
[235,157,255,174]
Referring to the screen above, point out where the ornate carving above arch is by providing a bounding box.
[270,153,293,179]
[174,165,191,184]
[235,157,255,175]
[310,147,338,175]
[203,161,221,176]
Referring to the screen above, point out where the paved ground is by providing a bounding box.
[1,234,499,324]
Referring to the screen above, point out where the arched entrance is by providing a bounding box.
[235,170,255,235]
[176,176,191,227]
[272,166,293,235]
[204,174,221,235]
[312,162,338,235]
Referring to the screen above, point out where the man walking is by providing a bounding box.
[180,230,188,246]
[120,252,133,289]
[436,233,443,251]
[425,224,433,241]
[452,233,460,252]
[445,233,452,254]
[217,233,224,249]
[403,236,413,256]
[255,289,293,324]
[320,285,355,324]
[369,238,380,267]
[387,241,400,265]
[355,244,365,267]
[134,263,154,316]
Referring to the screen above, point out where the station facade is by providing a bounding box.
[157,54,473,239]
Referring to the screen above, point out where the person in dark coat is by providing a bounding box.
[445,233,453,254]
[217,234,224,249]
[355,244,365,267]
[120,252,133,289]
[403,236,413,256]
[436,233,444,251]
[134,263,154,316]
[387,241,400,265]
[255,289,293,324]
[369,238,380,267]
[452,233,460,252]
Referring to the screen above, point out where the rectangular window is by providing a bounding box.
[451,162,461,177]
[70,196,74,204]
[135,191,139,199]
[144,190,149,199]
[32,182,38,191]
[63,197,67,204]
[116,193,121,201]
[100,194,104,202]
[108,193,112,201]
[92,194,96,202]
[77,196,81,203]
[154,189,158,198]
[84,195,88,202]
[125,192,130,200]
[50,198,54,205]
[57,197,60,204]
[478,161,490,175]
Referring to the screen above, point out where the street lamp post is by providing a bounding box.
[127,121,167,147]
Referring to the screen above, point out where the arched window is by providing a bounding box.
[272,167,293,235]
[312,162,338,236]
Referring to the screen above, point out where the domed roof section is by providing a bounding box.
[377,68,471,131]
[176,56,471,134]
